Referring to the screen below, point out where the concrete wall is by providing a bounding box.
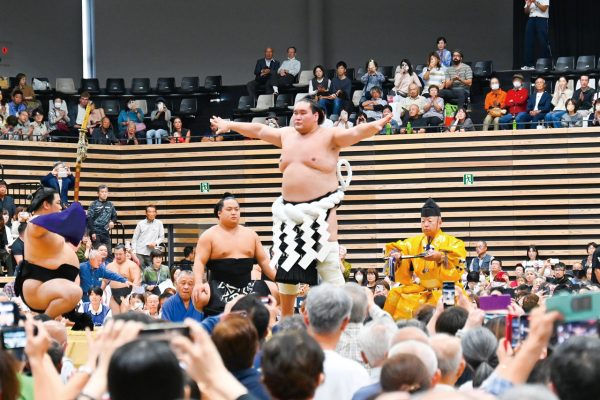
[0,0,513,87]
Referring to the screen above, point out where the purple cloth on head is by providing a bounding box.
[31,202,86,246]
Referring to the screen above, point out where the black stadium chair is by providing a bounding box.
[131,78,151,95]
[473,61,493,78]
[179,77,199,93]
[553,56,575,74]
[106,78,125,95]
[156,77,175,94]
[535,58,553,74]
[377,66,394,79]
[575,55,596,72]
[272,93,292,110]
[346,67,355,80]
[414,64,425,75]
[178,98,197,116]
[80,78,100,94]
[102,99,120,116]
[234,95,253,113]
[356,67,366,79]
[204,75,222,90]
[326,69,336,79]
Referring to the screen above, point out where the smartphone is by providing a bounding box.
[138,323,190,341]
[442,281,455,308]
[479,295,512,311]
[546,292,600,322]
[58,168,67,178]
[1,326,26,350]
[506,314,530,347]
[552,320,599,345]
[0,302,20,327]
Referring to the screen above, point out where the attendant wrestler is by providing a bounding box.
[208,98,392,316]
[192,193,277,316]
[15,188,86,319]
[384,198,466,320]
[105,244,141,315]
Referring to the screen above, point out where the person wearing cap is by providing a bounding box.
[383,198,467,320]
[439,50,472,109]
[515,77,552,129]
[146,97,171,144]
[499,74,529,129]
[265,112,280,128]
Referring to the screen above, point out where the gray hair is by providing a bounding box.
[342,282,368,323]
[500,384,559,400]
[176,270,194,283]
[388,340,438,379]
[358,319,398,367]
[305,283,352,334]
[88,249,100,260]
[461,327,497,363]
[429,334,463,377]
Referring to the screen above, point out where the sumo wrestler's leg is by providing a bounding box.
[316,242,345,286]
[278,282,300,317]
[24,279,83,318]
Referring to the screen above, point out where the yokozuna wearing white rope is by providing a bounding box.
[208,98,392,316]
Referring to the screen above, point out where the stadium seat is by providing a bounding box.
[272,93,292,109]
[575,55,596,72]
[356,67,366,79]
[32,77,52,94]
[554,57,575,74]
[106,78,125,95]
[131,78,151,95]
[415,64,425,75]
[352,90,363,107]
[377,66,394,79]
[102,99,120,116]
[179,77,199,93]
[55,78,77,94]
[473,61,493,78]
[250,94,274,112]
[535,58,553,74]
[288,93,309,110]
[251,117,267,124]
[137,99,148,115]
[326,69,336,79]
[156,77,175,94]
[178,98,197,116]
[204,75,222,90]
[80,78,100,95]
[234,95,254,114]
[346,68,356,80]
[293,71,312,88]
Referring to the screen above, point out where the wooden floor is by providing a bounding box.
[2,127,600,270]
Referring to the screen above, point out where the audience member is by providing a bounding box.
[549,336,600,400]
[14,110,33,141]
[123,121,139,145]
[449,108,474,132]
[388,339,440,387]
[319,61,352,117]
[78,249,129,302]
[588,98,600,127]
[360,60,386,102]
[9,222,26,269]
[544,76,572,128]
[0,91,7,119]
[0,181,16,220]
[361,87,387,121]
[309,65,331,100]
[13,73,41,112]
[573,75,595,121]
[7,90,26,117]
[560,98,582,128]
[117,98,145,138]
[333,109,354,129]
[421,52,446,95]
[304,283,370,400]
[131,205,164,267]
[378,105,399,134]
[161,270,206,322]
[30,109,49,141]
[247,47,280,100]
[380,353,432,395]
[460,327,498,388]
[90,117,118,145]
[78,286,112,326]
[483,77,507,131]
[523,245,544,269]
[86,184,117,252]
[440,50,472,108]
[40,161,75,207]
[429,334,466,392]
[170,117,192,143]
[469,240,493,273]
[144,293,161,318]
[499,74,529,129]
[86,100,105,131]
[421,85,444,131]
[142,249,171,295]
[146,97,171,144]
[435,37,452,68]
[47,95,70,137]
[522,0,550,70]
[392,58,422,98]
[68,91,91,135]
[402,104,427,134]
[399,83,427,117]
[490,259,510,286]
[266,46,300,95]
[515,77,551,129]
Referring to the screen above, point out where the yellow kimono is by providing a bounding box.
[383,230,467,320]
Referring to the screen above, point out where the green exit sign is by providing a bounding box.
[200,182,210,193]
[463,174,474,185]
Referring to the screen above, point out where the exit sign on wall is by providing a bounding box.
[463,174,474,185]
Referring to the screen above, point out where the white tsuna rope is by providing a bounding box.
[271,160,352,272]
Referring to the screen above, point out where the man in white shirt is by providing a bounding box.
[522,0,551,70]
[131,205,165,267]
[304,283,370,400]
[266,46,301,95]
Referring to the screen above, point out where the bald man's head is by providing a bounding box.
[391,327,429,346]
[429,334,466,385]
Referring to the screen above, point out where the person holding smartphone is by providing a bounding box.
[40,161,75,207]
[117,98,145,139]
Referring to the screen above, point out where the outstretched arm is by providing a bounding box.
[332,113,392,148]
[211,116,283,148]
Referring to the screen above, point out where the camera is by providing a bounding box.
[138,323,190,342]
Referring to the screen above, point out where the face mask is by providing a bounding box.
[513,81,522,88]
[54,102,61,108]
[355,273,363,283]
[567,105,575,112]
[491,83,500,90]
